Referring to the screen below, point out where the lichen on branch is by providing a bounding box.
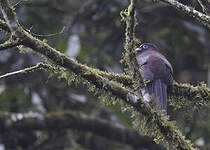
[160,0,210,29]
[0,0,206,149]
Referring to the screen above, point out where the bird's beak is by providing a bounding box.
[136,47,142,52]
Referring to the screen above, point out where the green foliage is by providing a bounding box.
[56,36,68,53]
[0,87,31,112]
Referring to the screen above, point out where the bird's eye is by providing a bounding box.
[143,45,148,49]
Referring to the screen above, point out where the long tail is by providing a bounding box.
[146,79,167,111]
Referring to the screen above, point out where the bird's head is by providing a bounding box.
[136,43,158,53]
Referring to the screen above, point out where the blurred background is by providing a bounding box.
[0,0,209,149]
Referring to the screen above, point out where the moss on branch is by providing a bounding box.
[160,0,210,28]
[10,25,196,149]
[0,0,208,149]
[0,37,21,51]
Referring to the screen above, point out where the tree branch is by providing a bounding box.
[0,1,208,107]
[122,0,147,93]
[0,38,21,51]
[0,19,10,32]
[0,0,201,149]
[0,63,44,80]
[197,0,210,14]
[160,0,210,28]
[0,0,18,32]
[21,6,195,150]
[0,111,162,149]
[111,75,210,109]
[9,24,196,150]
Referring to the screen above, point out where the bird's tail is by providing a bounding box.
[146,79,167,111]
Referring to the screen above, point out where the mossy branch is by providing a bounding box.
[121,1,197,149]
[0,111,161,149]
[0,37,21,51]
[160,0,210,29]
[122,0,146,96]
[0,0,206,149]
[3,61,207,113]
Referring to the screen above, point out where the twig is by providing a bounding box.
[160,0,210,28]
[25,26,66,37]
[12,0,23,7]
[0,63,44,79]
[197,0,210,14]
[0,38,21,51]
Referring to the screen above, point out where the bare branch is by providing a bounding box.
[0,63,44,79]
[0,0,19,32]
[0,111,162,149]
[160,0,210,28]
[197,0,210,14]
[25,26,66,37]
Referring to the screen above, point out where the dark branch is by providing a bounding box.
[197,0,210,14]
[160,0,210,28]
[0,0,19,32]
[0,19,10,32]
[0,38,21,51]
[0,111,162,149]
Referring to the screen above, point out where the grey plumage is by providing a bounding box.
[147,79,167,110]
[136,43,173,113]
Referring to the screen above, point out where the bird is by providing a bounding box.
[136,43,173,112]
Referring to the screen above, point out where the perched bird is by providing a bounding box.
[136,43,173,112]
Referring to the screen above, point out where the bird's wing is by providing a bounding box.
[164,65,173,85]
[157,53,173,85]
[158,53,173,73]
[164,59,173,73]
[140,63,154,81]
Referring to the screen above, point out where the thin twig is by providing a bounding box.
[0,63,44,79]
[197,0,210,14]
[25,26,66,37]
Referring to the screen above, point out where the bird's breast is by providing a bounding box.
[137,55,149,65]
